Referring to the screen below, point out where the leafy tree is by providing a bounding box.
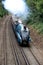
[26,0,43,23]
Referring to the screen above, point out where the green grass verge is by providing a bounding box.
[28,22,43,34]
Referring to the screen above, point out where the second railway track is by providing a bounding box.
[1,18,8,65]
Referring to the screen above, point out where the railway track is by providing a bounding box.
[0,16,42,65]
[8,21,29,65]
[8,20,41,65]
[21,47,41,65]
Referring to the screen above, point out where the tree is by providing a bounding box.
[26,0,43,22]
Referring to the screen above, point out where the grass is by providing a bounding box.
[28,22,43,34]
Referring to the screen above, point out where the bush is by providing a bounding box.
[0,3,8,17]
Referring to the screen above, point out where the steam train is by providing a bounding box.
[11,16,31,46]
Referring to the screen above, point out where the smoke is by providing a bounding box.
[2,0,29,20]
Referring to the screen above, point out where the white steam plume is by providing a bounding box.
[2,0,29,20]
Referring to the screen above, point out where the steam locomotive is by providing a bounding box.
[11,16,31,46]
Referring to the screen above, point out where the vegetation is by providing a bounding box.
[26,0,43,34]
[0,0,8,17]
[0,0,43,34]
